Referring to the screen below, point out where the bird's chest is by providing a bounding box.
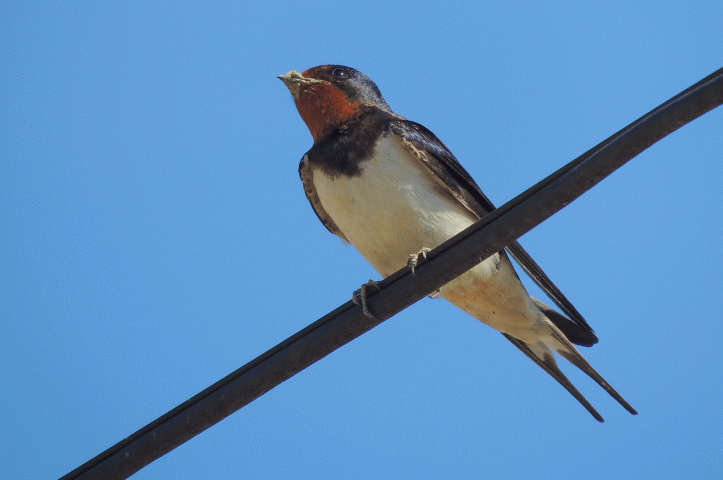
[310,135,477,277]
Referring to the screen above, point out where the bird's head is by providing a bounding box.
[279,65,392,141]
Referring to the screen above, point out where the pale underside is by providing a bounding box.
[310,133,552,344]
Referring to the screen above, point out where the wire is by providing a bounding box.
[60,66,723,480]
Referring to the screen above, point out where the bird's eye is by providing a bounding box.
[332,68,349,79]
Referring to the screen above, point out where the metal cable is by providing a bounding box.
[60,66,723,480]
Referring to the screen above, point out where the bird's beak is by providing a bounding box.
[278,70,321,99]
[278,70,305,98]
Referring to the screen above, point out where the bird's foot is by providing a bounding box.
[352,279,381,319]
[407,247,432,276]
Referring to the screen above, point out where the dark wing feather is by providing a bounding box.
[512,245,594,337]
[389,120,498,216]
[298,154,349,243]
[390,119,597,344]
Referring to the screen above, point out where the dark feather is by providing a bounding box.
[390,119,596,343]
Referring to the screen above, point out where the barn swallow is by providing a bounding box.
[279,65,636,422]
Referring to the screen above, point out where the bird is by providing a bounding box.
[278,64,636,422]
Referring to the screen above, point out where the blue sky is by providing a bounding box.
[2,2,721,479]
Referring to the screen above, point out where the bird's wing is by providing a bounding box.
[298,154,349,243]
[507,242,594,341]
[390,119,597,345]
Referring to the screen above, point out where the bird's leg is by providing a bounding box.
[352,279,381,319]
[407,247,432,276]
[408,247,441,297]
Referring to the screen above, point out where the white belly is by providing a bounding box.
[312,134,478,277]
[311,133,544,340]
